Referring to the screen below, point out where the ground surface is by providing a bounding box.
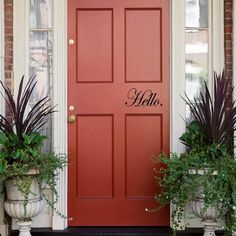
[11,227,224,236]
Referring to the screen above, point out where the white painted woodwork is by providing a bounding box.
[171,0,224,229]
[13,0,52,229]
[51,0,68,230]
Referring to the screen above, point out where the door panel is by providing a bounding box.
[68,0,170,226]
[125,9,161,82]
[76,115,114,199]
[76,9,113,83]
[125,115,162,198]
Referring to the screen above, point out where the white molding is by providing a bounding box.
[13,0,53,229]
[207,0,224,93]
[171,0,186,229]
[171,0,186,155]
[211,0,224,73]
[52,0,68,230]
[13,0,29,89]
[13,0,68,229]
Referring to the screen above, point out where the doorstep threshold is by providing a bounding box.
[11,227,224,236]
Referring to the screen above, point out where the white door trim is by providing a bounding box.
[171,0,186,155]
[52,0,68,230]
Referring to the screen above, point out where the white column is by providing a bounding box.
[171,0,186,229]
[212,0,224,74]
[13,0,29,88]
[13,0,53,229]
[52,0,68,230]
[171,0,186,154]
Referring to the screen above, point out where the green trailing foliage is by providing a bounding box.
[0,75,67,220]
[154,71,236,235]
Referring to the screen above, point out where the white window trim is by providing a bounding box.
[51,0,68,229]
[172,0,224,229]
[13,0,68,229]
[171,0,224,159]
[12,0,224,230]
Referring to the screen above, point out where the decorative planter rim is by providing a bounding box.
[6,168,39,179]
[188,168,218,175]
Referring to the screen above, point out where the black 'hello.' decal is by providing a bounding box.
[125,88,163,107]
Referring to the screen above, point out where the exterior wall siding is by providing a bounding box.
[225,0,233,76]
[225,0,233,103]
[4,0,13,122]
[224,0,233,89]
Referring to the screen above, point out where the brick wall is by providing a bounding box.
[224,0,233,92]
[4,0,13,121]
[3,0,13,233]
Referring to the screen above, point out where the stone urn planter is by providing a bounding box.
[189,169,222,236]
[4,172,44,236]
[190,196,221,236]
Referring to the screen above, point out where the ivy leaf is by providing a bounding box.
[0,160,7,173]
[23,133,32,145]
[0,131,7,145]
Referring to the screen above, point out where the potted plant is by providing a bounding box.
[0,75,67,236]
[153,72,236,236]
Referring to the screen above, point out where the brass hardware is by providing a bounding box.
[69,105,74,111]
[68,115,76,123]
[69,39,75,45]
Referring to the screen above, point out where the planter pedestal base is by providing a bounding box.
[190,197,221,236]
[4,176,44,236]
[202,220,216,236]
[18,221,32,236]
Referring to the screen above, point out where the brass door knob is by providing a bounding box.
[68,115,76,123]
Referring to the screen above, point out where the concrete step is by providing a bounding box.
[11,227,224,236]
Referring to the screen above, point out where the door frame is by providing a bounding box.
[11,0,224,230]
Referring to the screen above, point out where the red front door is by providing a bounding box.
[68,0,170,226]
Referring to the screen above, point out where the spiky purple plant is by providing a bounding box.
[182,71,235,151]
[0,75,55,140]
